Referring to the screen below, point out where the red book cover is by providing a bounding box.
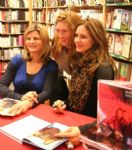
[97,80,132,149]
[80,80,132,150]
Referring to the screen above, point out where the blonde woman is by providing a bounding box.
[51,11,82,74]
[0,24,58,115]
[50,11,82,103]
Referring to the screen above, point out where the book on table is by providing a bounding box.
[0,98,22,116]
[0,115,68,150]
[80,80,132,150]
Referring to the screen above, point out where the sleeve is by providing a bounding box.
[95,63,114,80]
[79,121,97,135]
[34,62,58,105]
[0,62,23,99]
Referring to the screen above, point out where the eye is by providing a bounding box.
[80,35,89,39]
[34,37,40,40]
[26,37,31,41]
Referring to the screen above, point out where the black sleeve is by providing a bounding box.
[34,70,58,105]
[79,121,97,135]
[0,62,23,99]
[95,63,114,80]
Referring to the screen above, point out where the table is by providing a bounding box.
[0,104,95,150]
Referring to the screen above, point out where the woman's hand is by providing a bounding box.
[54,126,81,146]
[21,91,38,103]
[8,100,34,116]
[52,100,66,113]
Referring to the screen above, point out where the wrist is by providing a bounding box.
[25,100,34,108]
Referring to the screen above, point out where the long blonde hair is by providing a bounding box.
[23,23,50,63]
[51,11,81,58]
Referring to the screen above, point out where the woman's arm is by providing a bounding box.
[35,70,58,105]
[0,62,23,99]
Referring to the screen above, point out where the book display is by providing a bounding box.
[80,80,132,150]
[105,1,132,81]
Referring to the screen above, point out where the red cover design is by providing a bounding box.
[97,80,132,149]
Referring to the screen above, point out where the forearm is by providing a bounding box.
[34,71,58,106]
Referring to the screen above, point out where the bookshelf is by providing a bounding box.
[0,0,30,77]
[31,0,105,39]
[105,1,132,81]
[0,0,131,81]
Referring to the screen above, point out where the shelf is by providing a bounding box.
[69,4,103,9]
[1,20,29,23]
[110,54,132,64]
[1,33,24,36]
[106,2,132,7]
[106,29,132,34]
[0,7,29,10]
[0,46,24,49]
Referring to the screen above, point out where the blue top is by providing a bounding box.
[0,54,58,104]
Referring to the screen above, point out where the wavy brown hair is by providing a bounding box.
[70,18,117,74]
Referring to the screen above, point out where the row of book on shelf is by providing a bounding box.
[0,10,29,22]
[0,0,28,8]
[0,35,24,47]
[0,0,103,8]
[0,79,131,150]
[106,0,132,3]
[0,23,28,34]
[106,33,132,60]
[0,48,24,60]
[106,8,132,32]
[32,8,103,25]
[115,61,132,81]
[32,0,104,8]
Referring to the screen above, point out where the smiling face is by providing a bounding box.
[55,22,72,47]
[25,31,43,55]
[74,25,95,54]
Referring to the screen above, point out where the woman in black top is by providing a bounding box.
[53,18,116,118]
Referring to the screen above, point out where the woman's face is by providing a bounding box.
[25,31,42,54]
[74,25,95,53]
[55,22,72,47]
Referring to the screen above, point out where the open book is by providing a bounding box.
[0,115,68,150]
[0,98,22,116]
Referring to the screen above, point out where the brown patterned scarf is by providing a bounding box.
[68,51,98,113]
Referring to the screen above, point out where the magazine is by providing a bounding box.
[0,98,22,116]
[0,115,68,150]
[80,80,132,150]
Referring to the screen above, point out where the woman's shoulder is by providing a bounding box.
[46,58,58,70]
[95,62,114,80]
[11,54,24,65]
[98,62,113,70]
